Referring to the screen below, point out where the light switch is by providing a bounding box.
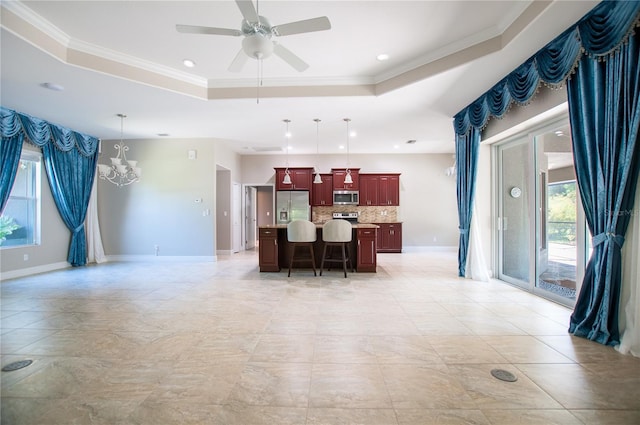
[188,150,197,160]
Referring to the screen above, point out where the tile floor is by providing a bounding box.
[1,250,639,424]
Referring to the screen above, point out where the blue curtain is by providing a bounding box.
[452,0,640,280]
[42,141,98,266]
[566,30,640,346]
[0,106,99,266]
[454,126,480,277]
[0,109,25,212]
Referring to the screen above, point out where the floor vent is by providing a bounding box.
[491,368,518,382]
[2,359,33,372]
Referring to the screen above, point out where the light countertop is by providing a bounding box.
[259,223,379,229]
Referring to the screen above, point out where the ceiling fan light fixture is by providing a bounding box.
[242,34,273,59]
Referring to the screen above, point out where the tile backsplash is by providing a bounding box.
[312,205,399,223]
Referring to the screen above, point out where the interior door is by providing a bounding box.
[233,183,241,253]
[245,186,257,249]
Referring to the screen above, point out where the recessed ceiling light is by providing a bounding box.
[183,59,196,68]
[376,53,390,61]
[339,145,345,150]
[349,131,357,138]
[40,82,64,91]
[393,144,399,149]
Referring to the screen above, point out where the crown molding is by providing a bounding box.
[1,0,552,99]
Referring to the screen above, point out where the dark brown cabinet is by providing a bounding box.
[311,173,333,206]
[275,167,313,191]
[359,174,379,206]
[376,223,402,253]
[378,174,400,206]
[332,168,360,190]
[356,228,377,272]
[258,228,280,271]
[358,173,400,206]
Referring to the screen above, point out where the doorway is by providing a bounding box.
[242,184,274,251]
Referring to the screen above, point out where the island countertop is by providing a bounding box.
[258,223,379,273]
[259,223,380,229]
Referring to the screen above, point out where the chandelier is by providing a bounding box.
[97,114,141,187]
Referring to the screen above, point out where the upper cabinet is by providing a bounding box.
[378,174,400,206]
[359,174,379,206]
[359,173,400,206]
[332,168,360,190]
[311,173,333,206]
[274,167,313,191]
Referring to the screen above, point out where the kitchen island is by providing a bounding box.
[258,223,379,273]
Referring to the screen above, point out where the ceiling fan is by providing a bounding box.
[176,0,331,72]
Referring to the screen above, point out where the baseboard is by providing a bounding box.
[1,261,70,281]
[216,250,234,256]
[401,246,457,252]
[106,255,217,262]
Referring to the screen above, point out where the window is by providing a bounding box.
[1,150,41,248]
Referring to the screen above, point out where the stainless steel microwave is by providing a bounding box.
[333,190,359,205]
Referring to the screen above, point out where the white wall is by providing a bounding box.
[98,138,220,258]
[241,153,459,247]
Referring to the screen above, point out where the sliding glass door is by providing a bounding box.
[495,117,586,306]
[497,138,532,289]
[533,124,586,304]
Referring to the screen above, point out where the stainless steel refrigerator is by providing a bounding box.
[276,191,310,224]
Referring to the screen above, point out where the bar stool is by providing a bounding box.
[287,219,317,277]
[320,219,354,278]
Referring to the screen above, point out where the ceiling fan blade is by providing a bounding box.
[272,16,331,36]
[273,43,309,72]
[176,24,242,36]
[228,48,249,72]
[235,0,259,23]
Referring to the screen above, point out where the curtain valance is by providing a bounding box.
[1,106,99,267]
[453,0,640,136]
[1,106,98,156]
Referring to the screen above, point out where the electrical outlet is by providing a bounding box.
[23,254,29,261]
[154,245,159,256]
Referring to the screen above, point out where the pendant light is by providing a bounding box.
[343,118,353,184]
[282,119,292,184]
[313,118,323,184]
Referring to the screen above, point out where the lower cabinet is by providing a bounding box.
[356,228,377,272]
[258,228,280,272]
[376,223,402,253]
